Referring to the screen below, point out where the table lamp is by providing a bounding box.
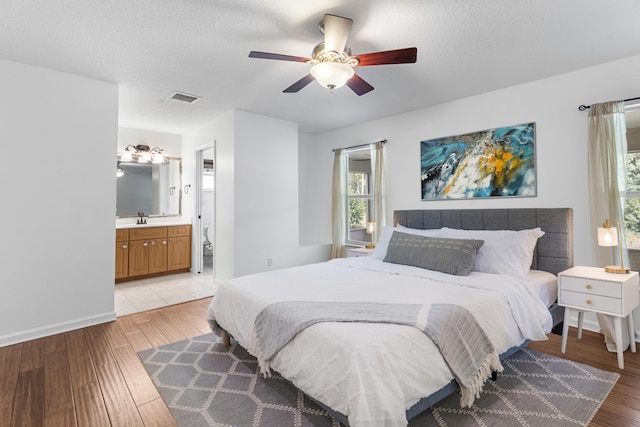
[366,219,376,249]
[597,219,630,274]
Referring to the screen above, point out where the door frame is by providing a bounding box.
[194,141,215,275]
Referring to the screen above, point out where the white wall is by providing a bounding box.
[298,132,333,246]
[305,54,640,269]
[233,111,301,276]
[183,110,331,281]
[183,111,235,279]
[0,59,119,346]
[301,53,640,334]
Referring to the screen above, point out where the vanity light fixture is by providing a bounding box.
[120,144,165,164]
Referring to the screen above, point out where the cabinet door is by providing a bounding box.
[168,236,191,270]
[148,238,168,274]
[115,241,129,279]
[128,240,149,277]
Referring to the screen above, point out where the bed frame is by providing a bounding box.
[221,208,574,425]
[393,208,573,276]
[389,207,573,422]
[306,207,574,425]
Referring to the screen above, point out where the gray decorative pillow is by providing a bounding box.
[383,231,484,276]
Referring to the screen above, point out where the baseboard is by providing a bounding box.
[0,311,117,348]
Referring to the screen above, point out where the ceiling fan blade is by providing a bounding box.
[323,14,353,53]
[346,73,374,96]
[355,47,417,67]
[283,74,315,93]
[249,51,310,63]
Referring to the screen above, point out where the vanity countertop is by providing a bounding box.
[116,221,191,229]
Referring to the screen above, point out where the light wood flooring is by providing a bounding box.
[1,298,639,426]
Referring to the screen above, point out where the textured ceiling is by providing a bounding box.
[2,0,640,134]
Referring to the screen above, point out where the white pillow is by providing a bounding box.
[370,225,442,260]
[438,227,545,277]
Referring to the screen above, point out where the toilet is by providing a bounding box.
[203,226,213,262]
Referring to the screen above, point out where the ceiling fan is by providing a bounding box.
[249,14,417,96]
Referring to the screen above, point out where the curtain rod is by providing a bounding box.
[578,96,640,111]
[332,139,387,152]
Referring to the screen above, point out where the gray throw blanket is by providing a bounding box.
[254,301,503,408]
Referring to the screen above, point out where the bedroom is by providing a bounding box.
[2,0,640,425]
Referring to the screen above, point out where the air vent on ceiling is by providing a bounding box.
[168,91,201,104]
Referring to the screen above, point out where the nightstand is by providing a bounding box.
[347,247,375,257]
[558,266,639,369]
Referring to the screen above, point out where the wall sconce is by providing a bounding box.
[597,218,630,274]
[120,144,165,164]
[366,218,376,249]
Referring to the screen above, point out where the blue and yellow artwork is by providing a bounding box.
[421,122,536,200]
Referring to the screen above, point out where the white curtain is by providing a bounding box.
[371,141,387,244]
[331,149,347,258]
[587,100,630,352]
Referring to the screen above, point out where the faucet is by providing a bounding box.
[137,211,147,224]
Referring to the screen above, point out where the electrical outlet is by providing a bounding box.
[267,257,273,267]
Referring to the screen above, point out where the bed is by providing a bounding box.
[207,208,573,426]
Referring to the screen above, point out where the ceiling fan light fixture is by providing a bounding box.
[310,62,354,90]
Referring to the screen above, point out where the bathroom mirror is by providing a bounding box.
[116,157,182,217]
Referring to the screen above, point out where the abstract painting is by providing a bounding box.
[420,122,536,200]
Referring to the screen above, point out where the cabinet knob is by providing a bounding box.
[586,299,592,305]
[586,284,592,289]
[151,241,156,245]
[143,242,148,246]
[122,244,127,249]
[163,241,167,244]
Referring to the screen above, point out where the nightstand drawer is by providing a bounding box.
[560,276,621,298]
[347,248,374,257]
[559,290,622,314]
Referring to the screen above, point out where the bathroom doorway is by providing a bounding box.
[195,142,215,276]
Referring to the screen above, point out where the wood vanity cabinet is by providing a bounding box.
[128,227,167,277]
[168,225,191,271]
[116,225,191,282]
[115,229,129,280]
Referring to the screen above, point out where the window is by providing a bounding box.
[625,110,640,251]
[346,148,372,245]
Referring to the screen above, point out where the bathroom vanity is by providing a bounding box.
[115,224,191,282]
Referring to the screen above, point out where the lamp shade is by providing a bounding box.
[152,153,164,164]
[139,151,152,163]
[120,150,133,162]
[597,225,618,247]
[366,219,375,235]
[310,62,354,90]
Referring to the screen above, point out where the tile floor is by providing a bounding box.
[114,268,217,316]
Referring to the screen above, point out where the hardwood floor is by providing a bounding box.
[1,299,640,426]
[528,328,640,427]
[0,298,212,427]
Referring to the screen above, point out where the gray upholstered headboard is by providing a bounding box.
[393,208,573,276]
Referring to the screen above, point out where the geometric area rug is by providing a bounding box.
[138,333,619,427]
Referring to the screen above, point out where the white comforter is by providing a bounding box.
[207,257,552,427]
